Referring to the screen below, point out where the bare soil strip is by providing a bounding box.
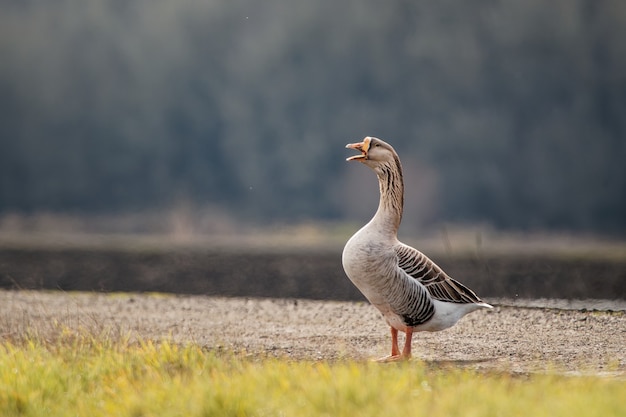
[1,290,623,376]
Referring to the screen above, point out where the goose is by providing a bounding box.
[342,136,492,362]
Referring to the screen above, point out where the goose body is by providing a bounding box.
[342,136,492,361]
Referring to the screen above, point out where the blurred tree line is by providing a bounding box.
[0,0,625,235]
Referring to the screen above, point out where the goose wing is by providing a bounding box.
[395,243,483,304]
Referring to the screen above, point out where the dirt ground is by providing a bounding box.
[1,290,624,376]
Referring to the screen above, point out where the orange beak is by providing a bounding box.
[345,137,372,161]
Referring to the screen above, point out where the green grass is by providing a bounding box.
[0,334,624,417]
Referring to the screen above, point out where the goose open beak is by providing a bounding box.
[345,137,372,161]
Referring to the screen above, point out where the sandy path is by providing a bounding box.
[1,290,624,375]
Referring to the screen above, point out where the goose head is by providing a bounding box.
[345,136,398,169]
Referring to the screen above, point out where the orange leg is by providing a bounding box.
[376,327,410,362]
[390,327,400,356]
[401,327,413,359]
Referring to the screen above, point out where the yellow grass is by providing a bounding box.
[0,333,624,417]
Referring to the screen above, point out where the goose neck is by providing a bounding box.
[371,156,404,234]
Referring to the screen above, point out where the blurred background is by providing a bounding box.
[1,0,625,237]
[1,1,625,301]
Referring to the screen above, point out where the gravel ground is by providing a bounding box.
[1,290,624,376]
